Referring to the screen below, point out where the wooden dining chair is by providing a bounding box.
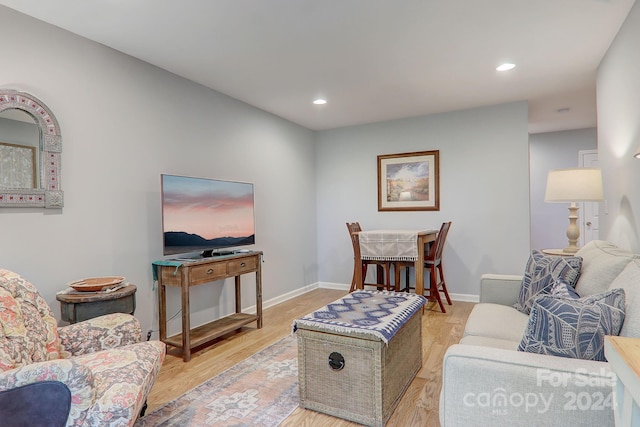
[346,222,392,292]
[395,222,453,312]
[424,221,452,312]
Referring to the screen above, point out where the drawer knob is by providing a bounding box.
[328,352,345,371]
[240,262,246,267]
[206,269,214,275]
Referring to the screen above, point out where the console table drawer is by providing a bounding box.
[228,257,257,275]
[190,263,227,283]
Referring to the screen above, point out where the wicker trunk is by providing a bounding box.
[296,306,422,427]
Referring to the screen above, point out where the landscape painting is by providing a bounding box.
[377,150,440,211]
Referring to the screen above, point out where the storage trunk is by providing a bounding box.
[296,304,422,427]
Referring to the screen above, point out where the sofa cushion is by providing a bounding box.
[575,240,639,297]
[608,259,640,338]
[459,335,519,350]
[518,288,626,361]
[514,250,582,314]
[464,303,529,342]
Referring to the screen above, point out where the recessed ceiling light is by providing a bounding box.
[496,63,516,71]
[313,98,327,105]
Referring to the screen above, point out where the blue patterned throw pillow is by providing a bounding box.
[513,250,582,314]
[518,288,626,361]
[549,281,581,299]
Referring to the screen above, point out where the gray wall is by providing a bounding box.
[529,128,597,250]
[0,6,318,337]
[598,1,640,252]
[315,102,531,298]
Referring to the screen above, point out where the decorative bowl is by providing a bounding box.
[68,276,125,292]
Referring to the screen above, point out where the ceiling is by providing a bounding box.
[0,0,635,133]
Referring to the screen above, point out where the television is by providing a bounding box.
[161,174,255,257]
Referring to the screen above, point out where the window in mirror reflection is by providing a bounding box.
[0,109,39,190]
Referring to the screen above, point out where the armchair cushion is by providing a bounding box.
[518,288,626,361]
[513,250,582,314]
[0,269,60,370]
[73,341,165,425]
[58,313,142,357]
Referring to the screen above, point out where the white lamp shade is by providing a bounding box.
[544,168,604,202]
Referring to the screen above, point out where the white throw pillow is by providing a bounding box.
[608,259,640,338]
[574,240,638,297]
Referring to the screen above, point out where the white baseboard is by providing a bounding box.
[449,293,479,303]
[243,282,319,314]
[318,281,350,290]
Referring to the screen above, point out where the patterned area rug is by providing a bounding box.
[135,335,299,427]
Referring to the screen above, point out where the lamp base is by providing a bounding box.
[564,203,580,255]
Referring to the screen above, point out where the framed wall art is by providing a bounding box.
[378,150,440,211]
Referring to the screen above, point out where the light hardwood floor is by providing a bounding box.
[146,288,474,426]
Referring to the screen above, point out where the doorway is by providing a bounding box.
[578,149,600,247]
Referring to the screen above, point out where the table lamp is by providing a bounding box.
[544,168,604,254]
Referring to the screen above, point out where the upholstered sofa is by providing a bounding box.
[0,269,166,426]
[440,240,640,426]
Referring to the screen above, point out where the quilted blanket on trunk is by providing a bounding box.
[293,291,426,344]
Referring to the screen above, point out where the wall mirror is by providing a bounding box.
[0,90,63,208]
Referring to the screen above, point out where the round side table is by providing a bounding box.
[56,284,137,324]
[541,249,577,257]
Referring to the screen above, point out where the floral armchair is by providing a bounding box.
[0,269,166,427]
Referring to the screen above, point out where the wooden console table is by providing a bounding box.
[155,251,263,362]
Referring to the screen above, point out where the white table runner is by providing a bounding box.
[359,229,427,261]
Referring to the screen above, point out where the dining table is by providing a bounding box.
[353,229,438,300]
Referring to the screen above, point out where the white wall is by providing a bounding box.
[0,6,318,337]
[597,1,640,252]
[529,128,597,250]
[315,102,531,298]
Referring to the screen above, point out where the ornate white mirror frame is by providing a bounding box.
[0,90,63,208]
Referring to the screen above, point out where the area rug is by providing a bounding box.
[135,335,299,427]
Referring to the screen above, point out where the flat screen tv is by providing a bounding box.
[161,174,255,257]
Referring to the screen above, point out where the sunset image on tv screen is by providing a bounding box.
[161,174,255,255]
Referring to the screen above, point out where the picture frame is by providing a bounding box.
[378,150,440,211]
